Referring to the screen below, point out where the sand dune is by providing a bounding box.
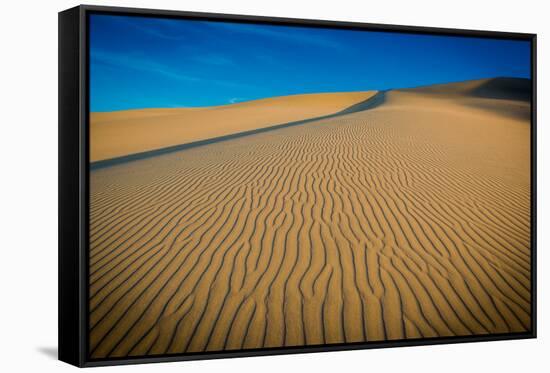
[396,78,531,120]
[90,91,378,162]
[89,78,531,358]
[403,77,530,101]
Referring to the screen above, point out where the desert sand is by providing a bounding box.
[90,91,378,162]
[89,78,531,358]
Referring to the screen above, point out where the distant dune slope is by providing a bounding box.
[90,91,378,162]
[402,77,531,101]
[395,77,531,120]
[89,78,531,358]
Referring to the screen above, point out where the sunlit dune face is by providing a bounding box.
[90,91,378,163]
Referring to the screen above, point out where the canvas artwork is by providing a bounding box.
[86,13,532,360]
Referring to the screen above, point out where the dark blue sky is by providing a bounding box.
[90,14,531,112]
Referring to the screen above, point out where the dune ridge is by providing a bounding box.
[89,78,531,358]
[90,91,387,170]
[90,91,378,162]
[400,77,531,101]
[394,77,531,120]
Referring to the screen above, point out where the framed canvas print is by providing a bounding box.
[58,5,537,367]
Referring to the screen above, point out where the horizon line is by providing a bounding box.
[90,75,530,113]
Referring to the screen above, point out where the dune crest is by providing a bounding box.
[385,77,531,120]
[90,91,378,162]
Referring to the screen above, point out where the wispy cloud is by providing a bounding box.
[91,49,199,82]
[117,17,193,41]
[91,49,249,89]
[228,97,246,104]
[104,18,236,67]
[202,21,346,50]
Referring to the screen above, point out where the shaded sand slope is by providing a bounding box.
[90,91,377,162]
[396,78,531,120]
[89,78,531,358]
[403,77,530,101]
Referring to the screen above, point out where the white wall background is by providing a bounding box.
[0,0,547,371]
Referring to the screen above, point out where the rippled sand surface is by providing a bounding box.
[89,78,531,358]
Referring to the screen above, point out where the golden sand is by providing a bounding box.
[90,91,378,162]
[89,78,531,358]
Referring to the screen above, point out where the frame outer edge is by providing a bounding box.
[531,33,537,338]
[79,5,87,367]
[70,5,537,367]
[58,5,84,367]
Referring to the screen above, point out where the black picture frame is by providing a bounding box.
[59,4,537,367]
